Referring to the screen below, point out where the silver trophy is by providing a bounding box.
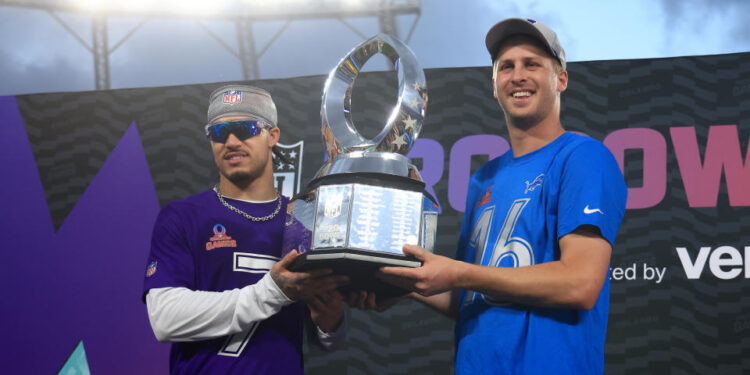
[282,34,438,296]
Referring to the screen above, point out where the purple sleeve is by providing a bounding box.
[142,203,196,301]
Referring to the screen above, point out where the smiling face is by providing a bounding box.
[210,115,279,187]
[492,35,568,130]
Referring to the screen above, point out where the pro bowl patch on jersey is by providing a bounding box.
[206,223,237,251]
[146,261,157,277]
[476,185,493,208]
[222,90,242,104]
[273,140,304,198]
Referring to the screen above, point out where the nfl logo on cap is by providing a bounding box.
[223,90,242,104]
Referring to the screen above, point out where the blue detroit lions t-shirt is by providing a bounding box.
[455,132,627,374]
[143,190,304,375]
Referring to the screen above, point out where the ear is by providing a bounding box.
[267,127,280,148]
[492,60,499,99]
[556,69,568,93]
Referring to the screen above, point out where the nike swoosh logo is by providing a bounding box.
[584,205,604,215]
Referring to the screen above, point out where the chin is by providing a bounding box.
[508,114,541,129]
[222,171,254,186]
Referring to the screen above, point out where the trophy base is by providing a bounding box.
[289,249,421,298]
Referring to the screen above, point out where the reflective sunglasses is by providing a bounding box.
[204,120,268,143]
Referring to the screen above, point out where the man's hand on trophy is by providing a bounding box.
[307,290,345,333]
[271,250,349,301]
[345,290,402,312]
[378,244,462,297]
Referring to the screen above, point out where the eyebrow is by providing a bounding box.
[498,56,545,65]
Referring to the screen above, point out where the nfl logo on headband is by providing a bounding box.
[223,90,242,104]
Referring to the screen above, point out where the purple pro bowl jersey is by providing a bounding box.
[143,190,304,375]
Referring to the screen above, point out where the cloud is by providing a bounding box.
[108,19,244,89]
[660,0,750,53]
[0,47,93,95]
[0,9,95,95]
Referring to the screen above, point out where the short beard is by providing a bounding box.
[500,96,556,131]
[501,107,544,130]
[220,168,261,189]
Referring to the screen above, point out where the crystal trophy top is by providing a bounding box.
[283,34,438,296]
[317,33,427,180]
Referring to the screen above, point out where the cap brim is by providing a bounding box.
[485,18,553,62]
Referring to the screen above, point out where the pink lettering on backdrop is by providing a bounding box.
[670,125,750,207]
[604,128,667,209]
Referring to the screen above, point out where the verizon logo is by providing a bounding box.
[676,246,750,279]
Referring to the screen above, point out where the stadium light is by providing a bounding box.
[1,0,421,89]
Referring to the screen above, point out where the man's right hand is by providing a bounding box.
[270,250,348,301]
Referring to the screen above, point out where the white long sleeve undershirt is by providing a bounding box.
[145,272,346,350]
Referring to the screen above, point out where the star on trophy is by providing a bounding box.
[282,34,438,297]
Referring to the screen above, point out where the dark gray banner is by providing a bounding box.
[4,51,749,374]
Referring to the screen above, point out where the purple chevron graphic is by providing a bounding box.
[0,96,169,373]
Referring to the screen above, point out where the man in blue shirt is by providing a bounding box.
[373,18,627,374]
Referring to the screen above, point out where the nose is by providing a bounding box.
[224,133,243,147]
[510,66,527,83]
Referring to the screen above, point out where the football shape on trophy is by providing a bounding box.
[281,33,438,297]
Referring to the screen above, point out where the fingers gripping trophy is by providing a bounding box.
[281,34,438,297]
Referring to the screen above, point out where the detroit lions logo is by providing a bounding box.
[524,174,544,194]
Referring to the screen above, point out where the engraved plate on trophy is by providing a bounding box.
[312,184,351,249]
[282,33,438,297]
[349,185,421,253]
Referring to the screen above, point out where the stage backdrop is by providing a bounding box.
[1,51,748,374]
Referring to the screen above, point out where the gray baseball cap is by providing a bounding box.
[207,84,278,127]
[485,18,566,70]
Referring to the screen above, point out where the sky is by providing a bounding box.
[0,0,749,96]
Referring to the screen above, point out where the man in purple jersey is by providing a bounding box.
[353,18,627,373]
[143,84,348,374]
